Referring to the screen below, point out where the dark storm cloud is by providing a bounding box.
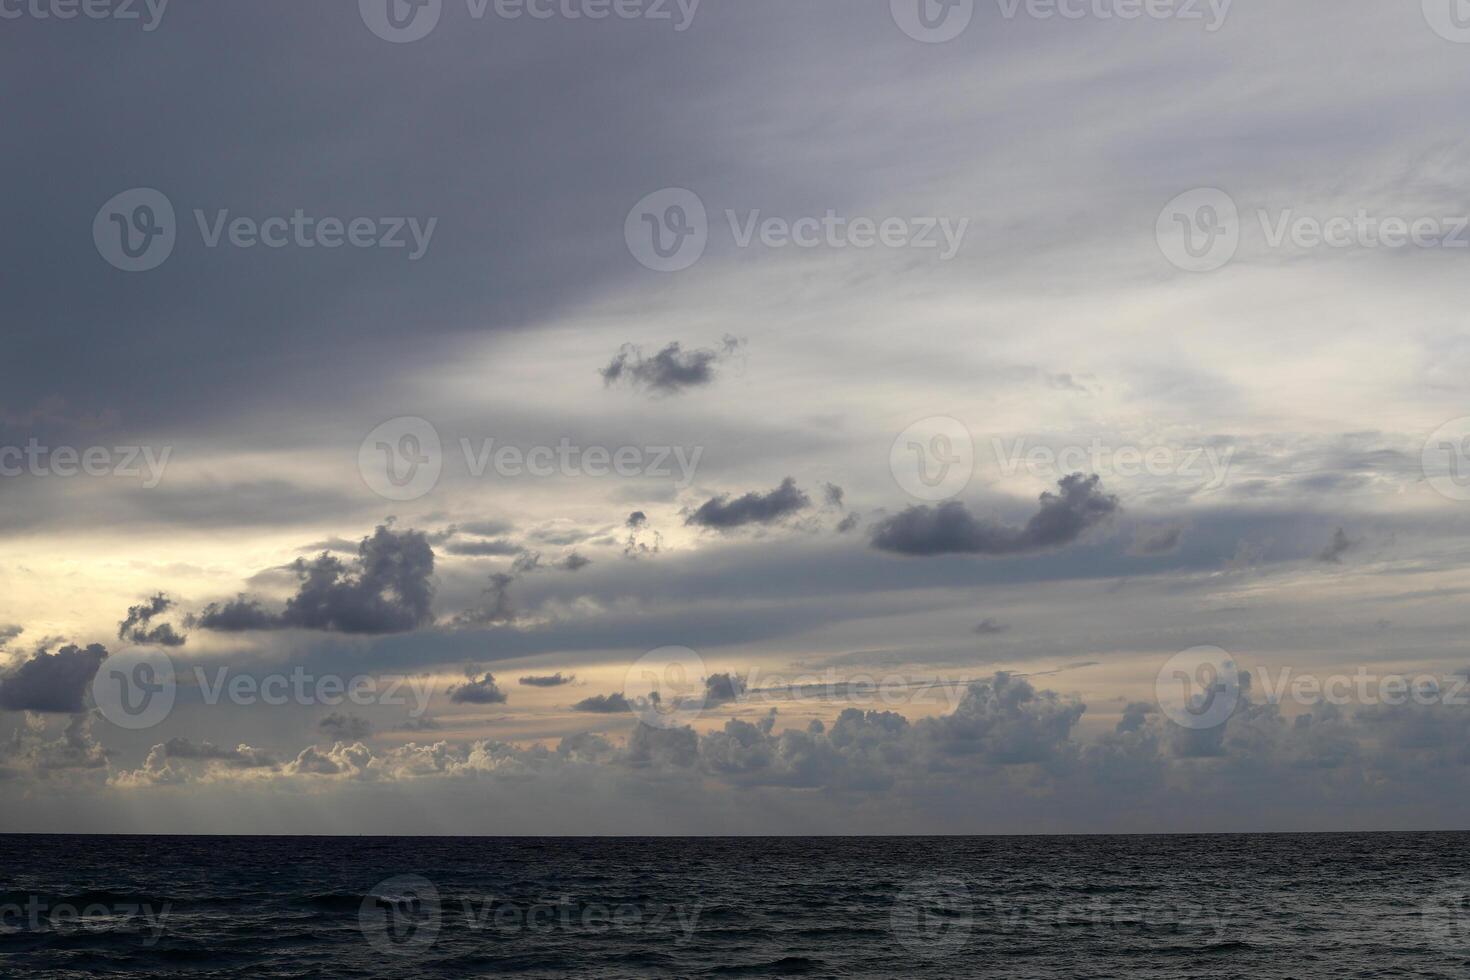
[626,512,648,529]
[705,673,746,706]
[448,672,507,705]
[518,673,574,687]
[117,593,187,647]
[1317,528,1356,564]
[601,336,742,395]
[573,692,633,713]
[0,644,108,714]
[870,474,1120,557]
[823,483,845,508]
[194,525,434,634]
[685,477,812,530]
[973,618,1009,635]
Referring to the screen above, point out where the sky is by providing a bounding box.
[5,0,1470,834]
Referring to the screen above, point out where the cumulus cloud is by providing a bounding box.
[685,477,812,530]
[870,474,1120,557]
[519,673,574,687]
[194,525,435,634]
[572,692,633,713]
[0,643,108,713]
[117,593,187,647]
[601,335,742,395]
[448,671,508,705]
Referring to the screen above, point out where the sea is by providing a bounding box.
[0,833,1467,977]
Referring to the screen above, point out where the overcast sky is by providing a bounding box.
[5,0,1470,833]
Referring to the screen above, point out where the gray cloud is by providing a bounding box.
[448,672,507,705]
[117,593,187,647]
[973,618,1010,635]
[0,644,108,714]
[572,692,633,713]
[317,713,374,741]
[686,477,812,530]
[194,525,434,634]
[1318,528,1357,564]
[601,336,742,395]
[871,474,1120,557]
[518,673,575,688]
[1130,524,1186,557]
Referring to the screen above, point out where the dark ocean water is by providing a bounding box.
[1,833,1469,978]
